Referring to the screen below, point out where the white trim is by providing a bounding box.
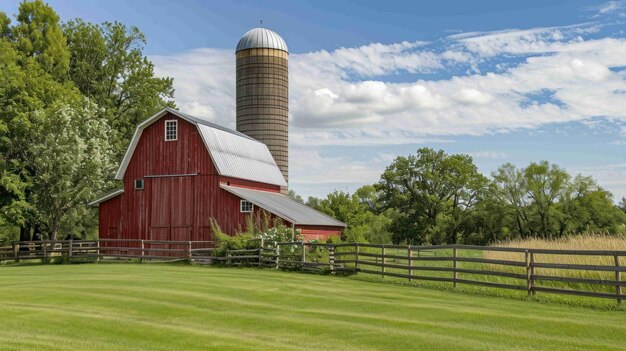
[164,119,178,141]
[134,179,144,190]
[88,189,124,206]
[240,200,253,213]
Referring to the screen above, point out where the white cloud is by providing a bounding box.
[590,1,626,17]
[150,21,626,198]
[289,149,383,186]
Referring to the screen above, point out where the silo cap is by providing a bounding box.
[236,27,288,53]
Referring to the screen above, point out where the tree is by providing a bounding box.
[63,19,175,158]
[307,189,392,243]
[287,189,304,204]
[11,0,70,79]
[524,161,570,238]
[376,148,488,244]
[29,101,114,239]
[619,197,626,213]
[492,163,533,238]
[490,163,625,239]
[1,2,118,240]
[0,36,77,239]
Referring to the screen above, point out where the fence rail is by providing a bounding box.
[1,240,625,304]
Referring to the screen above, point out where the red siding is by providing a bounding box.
[296,225,343,241]
[219,176,280,192]
[98,112,342,244]
[98,194,122,240]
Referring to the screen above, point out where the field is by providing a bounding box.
[1,264,626,350]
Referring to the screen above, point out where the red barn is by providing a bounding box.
[91,108,346,243]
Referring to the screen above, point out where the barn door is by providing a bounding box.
[148,176,194,257]
[170,176,193,256]
[149,177,170,256]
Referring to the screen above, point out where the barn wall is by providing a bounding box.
[219,176,281,192]
[98,111,342,245]
[98,194,123,240]
[101,113,284,242]
[296,225,343,241]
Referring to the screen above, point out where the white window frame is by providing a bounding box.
[240,200,253,213]
[164,120,178,141]
[134,179,144,190]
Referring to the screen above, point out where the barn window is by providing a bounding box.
[165,120,177,141]
[240,200,253,213]
[134,179,144,190]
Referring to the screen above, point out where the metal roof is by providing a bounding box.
[220,185,346,227]
[198,124,287,187]
[115,108,287,187]
[236,27,288,53]
[88,189,123,206]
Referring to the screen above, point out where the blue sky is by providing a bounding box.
[2,0,626,200]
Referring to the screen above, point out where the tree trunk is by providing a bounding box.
[19,225,31,241]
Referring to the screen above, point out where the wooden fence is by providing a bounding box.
[1,240,625,304]
[267,242,626,304]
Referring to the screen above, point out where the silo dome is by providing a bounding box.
[236,27,288,53]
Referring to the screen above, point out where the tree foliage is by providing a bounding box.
[305,186,393,244]
[63,19,175,159]
[371,151,626,245]
[376,148,488,244]
[0,1,173,242]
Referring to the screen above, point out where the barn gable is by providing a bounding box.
[115,108,287,187]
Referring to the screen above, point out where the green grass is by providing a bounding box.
[1,264,626,350]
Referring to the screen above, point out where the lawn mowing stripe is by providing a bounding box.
[2,265,626,351]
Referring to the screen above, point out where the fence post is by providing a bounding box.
[408,246,413,282]
[69,239,73,259]
[188,241,192,263]
[354,243,359,274]
[301,242,306,270]
[42,241,47,263]
[529,251,535,296]
[140,240,145,263]
[329,245,335,274]
[452,246,458,288]
[381,245,386,278]
[258,248,263,267]
[525,250,530,296]
[96,240,101,262]
[14,242,19,262]
[615,255,622,305]
[275,245,280,269]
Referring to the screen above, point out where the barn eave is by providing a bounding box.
[88,189,124,207]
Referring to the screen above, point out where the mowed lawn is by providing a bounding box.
[1,264,625,351]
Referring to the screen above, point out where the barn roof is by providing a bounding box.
[115,108,287,187]
[88,189,124,206]
[220,185,347,227]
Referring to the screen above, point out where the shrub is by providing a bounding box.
[209,218,254,257]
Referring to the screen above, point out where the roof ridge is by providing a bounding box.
[166,108,257,142]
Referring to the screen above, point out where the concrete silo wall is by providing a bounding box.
[236,48,289,189]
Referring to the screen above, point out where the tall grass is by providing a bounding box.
[485,234,626,293]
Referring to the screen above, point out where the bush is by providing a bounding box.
[210,218,254,257]
[258,225,302,247]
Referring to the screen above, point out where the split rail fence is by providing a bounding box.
[1,240,625,304]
